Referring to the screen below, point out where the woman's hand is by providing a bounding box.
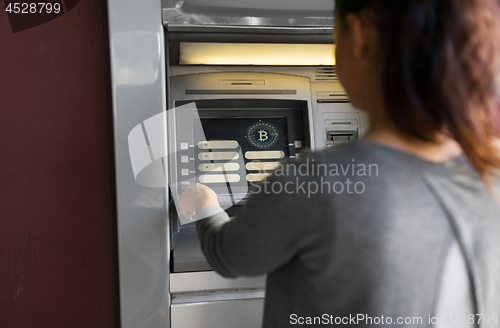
[177,183,220,217]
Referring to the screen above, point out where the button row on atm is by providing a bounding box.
[179,142,192,177]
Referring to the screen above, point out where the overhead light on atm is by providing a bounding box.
[179,42,336,66]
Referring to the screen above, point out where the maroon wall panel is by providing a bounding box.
[0,1,119,327]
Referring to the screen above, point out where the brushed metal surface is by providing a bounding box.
[171,299,265,328]
[170,271,266,294]
[107,0,169,327]
[163,0,334,28]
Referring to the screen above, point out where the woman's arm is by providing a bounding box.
[177,169,320,278]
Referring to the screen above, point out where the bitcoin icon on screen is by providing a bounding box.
[247,122,279,148]
[258,130,269,142]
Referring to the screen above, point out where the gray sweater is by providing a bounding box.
[196,140,500,327]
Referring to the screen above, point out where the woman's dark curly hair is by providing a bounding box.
[336,0,500,184]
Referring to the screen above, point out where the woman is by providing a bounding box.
[178,0,500,327]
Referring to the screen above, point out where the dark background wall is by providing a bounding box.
[0,1,119,327]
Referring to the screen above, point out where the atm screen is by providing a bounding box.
[173,100,308,206]
[196,117,288,186]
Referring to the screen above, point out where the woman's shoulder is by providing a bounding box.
[309,140,428,168]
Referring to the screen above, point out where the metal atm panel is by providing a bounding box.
[108,0,366,327]
[166,69,369,328]
[171,299,265,328]
[168,73,313,274]
[167,71,319,328]
[170,271,266,328]
[310,82,369,150]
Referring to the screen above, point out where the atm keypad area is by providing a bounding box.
[171,100,308,273]
[169,73,369,274]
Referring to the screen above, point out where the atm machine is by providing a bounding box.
[108,1,369,328]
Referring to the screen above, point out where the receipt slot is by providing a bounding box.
[327,130,357,146]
